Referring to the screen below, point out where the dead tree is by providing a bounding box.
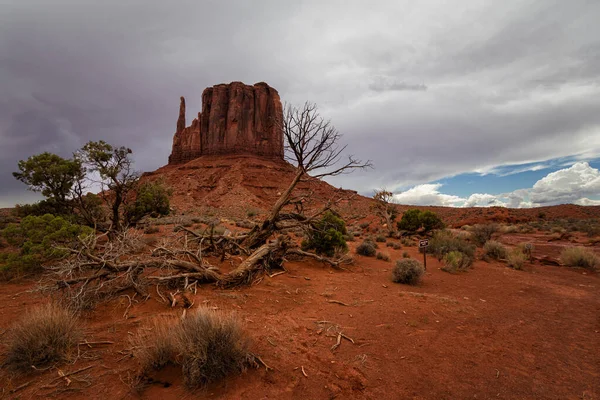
[243,102,372,249]
[372,189,398,237]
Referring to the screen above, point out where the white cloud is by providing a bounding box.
[393,162,600,208]
[392,184,464,206]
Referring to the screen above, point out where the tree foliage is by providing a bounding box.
[397,209,444,233]
[12,152,83,212]
[372,189,398,236]
[302,211,348,257]
[1,214,93,274]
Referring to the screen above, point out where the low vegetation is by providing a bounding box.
[302,211,348,257]
[376,251,390,261]
[427,230,475,262]
[134,308,252,388]
[483,240,507,261]
[560,247,599,269]
[470,223,499,246]
[506,248,527,270]
[1,214,93,276]
[392,258,424,285]
[356,240,377,257]
[442,251,472,273]
[4,303,81,372]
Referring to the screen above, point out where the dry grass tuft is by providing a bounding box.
[506,249,527,270]
[560,247,599,270]
[4,303,81,372]
[132,307,251,389]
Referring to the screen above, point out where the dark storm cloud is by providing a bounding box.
[1,0,599,206]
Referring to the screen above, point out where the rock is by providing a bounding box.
[168,82,284,164]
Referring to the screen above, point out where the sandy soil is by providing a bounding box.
[1,235,598,400]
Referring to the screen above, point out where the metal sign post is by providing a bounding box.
[419,239,429,270]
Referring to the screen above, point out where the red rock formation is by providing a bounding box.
[168,82,284,164]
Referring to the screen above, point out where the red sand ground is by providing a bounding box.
[0,233,598,399]
[1,155,599,399]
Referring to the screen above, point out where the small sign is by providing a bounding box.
[419,239,429,248]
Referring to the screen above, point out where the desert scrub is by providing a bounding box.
[506,249,527,270]
[133,308,252,389]
[470,223,499,246]
[4,303,81,372]
[428,230,475,261]
[1,214,93,275]
[560,247,599,269]
[442,251,472,273]
[402,251,410,258]
[483,240,507,260]
[302,211,347,257]
[392,259,424,285]
[356,240,377,257]
[176,308,251,387]
[376,252,390,261]
[375,235,387,243]
[144,225,160,234]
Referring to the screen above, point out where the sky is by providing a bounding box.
[1,0,599,208]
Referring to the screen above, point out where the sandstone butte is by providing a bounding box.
[168,82,284,164]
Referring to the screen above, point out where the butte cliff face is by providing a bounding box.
[168,82,284,164]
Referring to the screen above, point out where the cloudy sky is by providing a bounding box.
[1,0,599,208]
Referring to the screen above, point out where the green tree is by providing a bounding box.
[420,210,444,232]
[12,153,83,212]
[79,141,139,232]
[397,209,422,232]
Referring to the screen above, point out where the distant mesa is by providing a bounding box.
[168,82,284,164]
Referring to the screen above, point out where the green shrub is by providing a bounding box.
[442,251,472,273]
[1,214,93,275]
[483,240,507,260]
[302,211,347,257]
[560,247,599,269]
[376,252,390,261]
[397,209,422,232]
[125,180,172,225]
[392,259,424,285]
[4,303,81,371]
[420,210,444,232]
[506,249,527,270]
[356,240,377,257]
[359,222,370,229]
[428,230,475,261]
[397,209,444,233]
[471,224,499,246]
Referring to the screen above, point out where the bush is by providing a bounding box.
[392,259,424,285]
[402,251,410,258]
[356,240,377,257]
[560,247,599,269]
[4,303,81,371]
[359,222,370,229]
[1,214,93,275]
[125,180,172,225]
[507,249,527,270]
[420,210,444,232]
[376,252,390,261]
[483,240,507,260]
[302,211,347,257]
[397,209,422,232]
[397,209,444,233]
[471,224,499,246]
[442,251,472,273]
[375,235,387,243]
[428,230,475,261]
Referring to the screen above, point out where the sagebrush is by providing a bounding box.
[392,258,424,285]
